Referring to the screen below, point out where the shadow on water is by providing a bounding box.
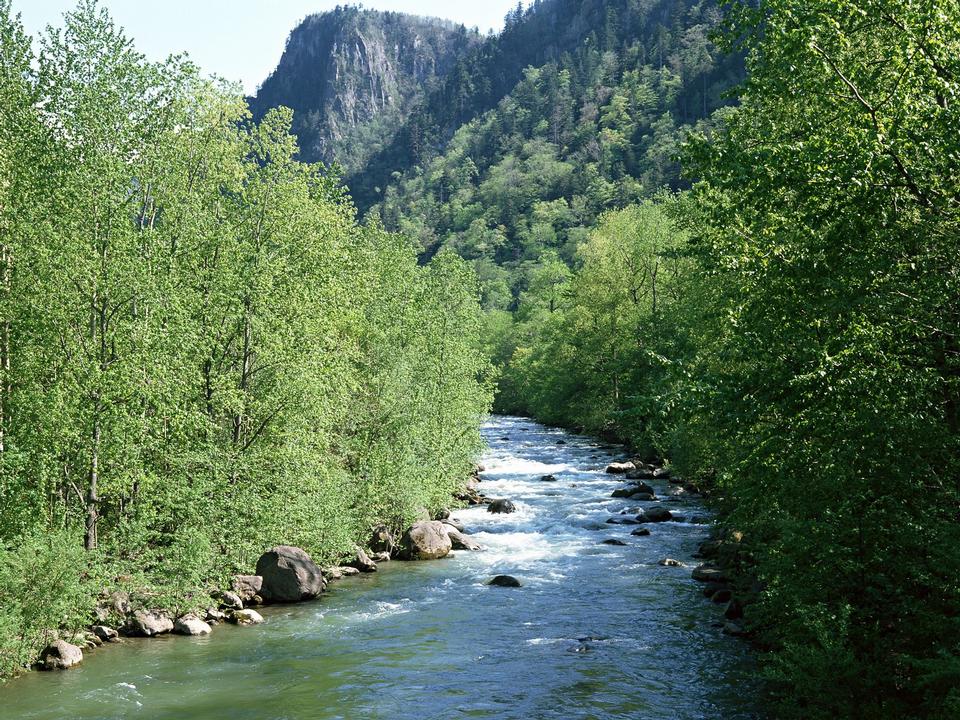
[0,416,761,720]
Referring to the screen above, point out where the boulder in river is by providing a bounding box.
[230,609,265,626]
[692,564,729,583]
[602,539,628,546]
[489,575,522,588]
[540,474,558,482]
[606,517,640,525]
[631,528,652,537]
[605,461,636,474]
[442,518,466,533]
[174,616,212,636]
[124,610,174,637]
[396,521,453,560]
[653,467,673,479]
[255,546,326,603]
[487,499,517,514]
[659,558,686,568]
[445,526,482,551]
[349,546,378,573]
[637,506,673,523]
[556,440,567,445]
[39,640,83,671]
[231,575,263,604]
[625,468,655,480]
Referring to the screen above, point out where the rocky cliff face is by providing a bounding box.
[250,7,478,172]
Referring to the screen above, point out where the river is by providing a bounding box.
[1,415,758,719]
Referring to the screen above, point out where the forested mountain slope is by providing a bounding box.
[248,7,479,174]
[349,0,741,210]
[370,0,741,311]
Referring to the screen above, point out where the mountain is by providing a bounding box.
[248,6,480,174]
[345,0,741,210]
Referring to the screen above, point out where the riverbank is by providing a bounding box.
[1,417,758,719]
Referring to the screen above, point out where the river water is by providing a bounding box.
[2,416,758,719]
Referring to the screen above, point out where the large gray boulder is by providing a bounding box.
[39,640,83,670]
[123,610,174,637]
[255,546,326,603]
[396,521,453,560]
[606,462,636,474]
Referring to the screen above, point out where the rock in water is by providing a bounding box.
[40,640,83,670]
[692,564,729,583]
[602,539,628,546]
[487,499,517,514]
[540,474,558,482]
[174,616,212,636]
[231,575,263,604]
[631,528,652,537]
[637,506,673,523]
[445,526,482,551]
[489,575,522,587]
[231,609,265,626]
[396,521,453,560]
[606,461,636,474]
[255,546,326,603]
[124,610,174,637]
[659,558,686,567]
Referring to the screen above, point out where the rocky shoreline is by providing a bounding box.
[31,472,501,674]
[601,456,753,638]
[31,441,751,676]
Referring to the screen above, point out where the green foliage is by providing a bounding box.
[372,0,740,318]
[0,0,492,678]
[0,530,95,678]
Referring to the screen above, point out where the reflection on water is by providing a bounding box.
[0,416,759,719]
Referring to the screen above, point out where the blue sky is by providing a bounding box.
[11,1,521,94]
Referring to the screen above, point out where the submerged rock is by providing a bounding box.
[255,546,326,603]
[631,528,652,537]
[602,539,628,546]
[487,499,517,514]
[489,575,522,588]
[396,521,453,560]
[40,640,83,670]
